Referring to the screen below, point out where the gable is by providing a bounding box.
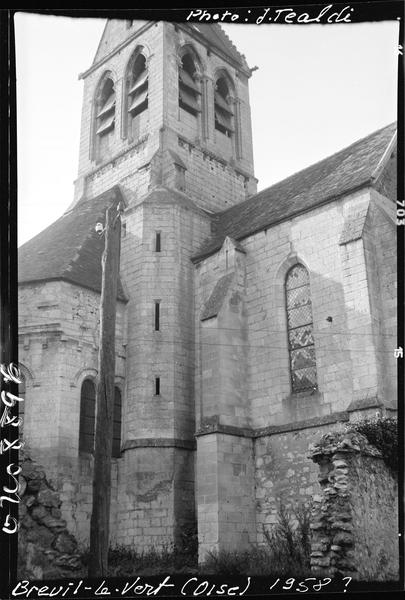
[92,19,150,66]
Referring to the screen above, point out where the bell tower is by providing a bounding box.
[74,19,256,549]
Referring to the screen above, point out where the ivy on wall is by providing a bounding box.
[346,416,398,473]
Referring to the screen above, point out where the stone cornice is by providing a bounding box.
[122,437,196,451]
[195,411,351,439]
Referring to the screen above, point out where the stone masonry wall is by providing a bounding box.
[196,432,256,561]
[18,451,84,580]
[254,418,348,544]
[309,431,398,581]
[18,280,126,545]
[194,189,390,434]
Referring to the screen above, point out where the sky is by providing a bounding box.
[14,12,399,246]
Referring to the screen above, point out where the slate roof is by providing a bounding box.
[18,186,127,301]
[193,122,397,261]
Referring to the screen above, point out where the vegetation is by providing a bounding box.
[81,525,198,576]
[346,415,398,472]
[80,501,312,577]
[201,501,311,576]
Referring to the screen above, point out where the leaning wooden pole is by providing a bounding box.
[89,204,121,577]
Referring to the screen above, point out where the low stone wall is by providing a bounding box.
[309,431,398,581]
[18,451,85,580]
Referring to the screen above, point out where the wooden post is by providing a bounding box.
[88,204,121,577]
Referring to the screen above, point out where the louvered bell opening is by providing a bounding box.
[215,107,234,133]
[96,114,115,135]
[97,94,116,118]
[179,87,200,115]
[214,91,233,114]
[128,69,148,95]
[179,68,200,94]
[128,88,148,115]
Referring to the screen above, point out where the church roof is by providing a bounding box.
[18,186,127,301]
[193,122,397,261]
[187,24,248,69]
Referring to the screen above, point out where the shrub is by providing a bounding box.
[346,416,398,472]
[262,501,311,575]
[201,501,311,577]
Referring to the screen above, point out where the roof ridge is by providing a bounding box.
[218,121,397,218]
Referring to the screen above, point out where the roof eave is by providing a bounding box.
[18,276,128,303]
[191,179,373,264]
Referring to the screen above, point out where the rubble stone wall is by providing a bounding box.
[18,451,85,581]
[309,431,398,581]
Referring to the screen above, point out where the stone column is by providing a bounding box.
[201,76,212,142]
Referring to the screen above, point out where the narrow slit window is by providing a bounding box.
[155,232,161,252]
[155,377,160,396]
[154,301,160,331]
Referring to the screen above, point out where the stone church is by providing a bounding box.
[18,20,397,560]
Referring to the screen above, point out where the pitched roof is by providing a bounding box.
[193,122,397,261]
[187,24,248,69]
[18,186,127,301]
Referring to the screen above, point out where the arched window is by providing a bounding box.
[94,76,116,162]
[79,379,122,457]
[285,264,317,393]
[214,76,234,137]
[126,52,148,140]
[112,387,122,458]
[79,379,96,453]
[178,53,201,116]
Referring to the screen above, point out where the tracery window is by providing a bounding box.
[285,264,317,393]
[214,76,234,137]
[178,53,201,116]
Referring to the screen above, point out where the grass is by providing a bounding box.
[81,501,312,577]
[202,501,311,577]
